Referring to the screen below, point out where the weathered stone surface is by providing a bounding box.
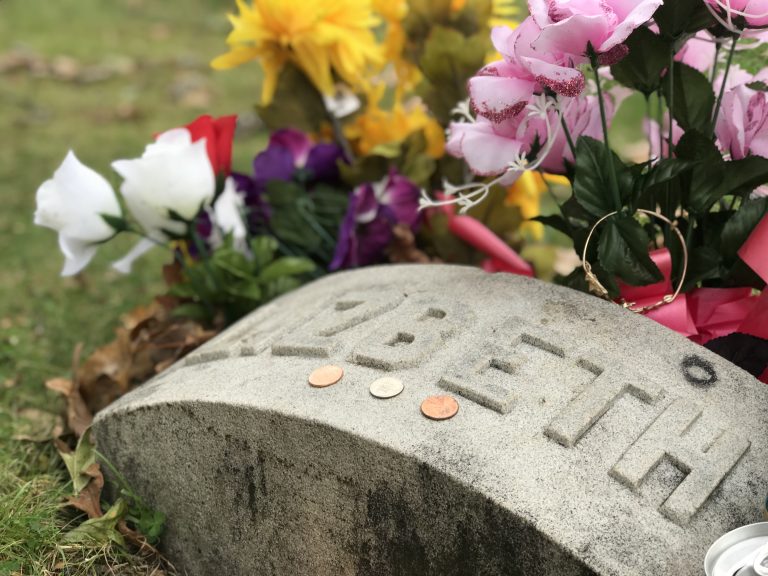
[94,265,768,576]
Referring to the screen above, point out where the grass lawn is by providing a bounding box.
[0,0,267,572]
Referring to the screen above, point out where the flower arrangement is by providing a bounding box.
[34,0,768,381]
[415,0,768,379]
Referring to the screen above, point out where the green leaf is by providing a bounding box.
[170,303,209,321]
[683,246,722,291]
[610,27,670,95]
[643,158,696,189]
[250,236,278,270]
[532,214,571,236]
[256,64,328,133]
[675,130,726,214]
[59,428,96,495]
[721,197,768,261]
[100,213,129,233]
[598,214,663,285]
[225,281,263,302]
[416,27,489,124]
[63,499,127,546]
[259,257,316,283]
[663,62,716,133]
[572,136,633,217]
[653,0,714,38]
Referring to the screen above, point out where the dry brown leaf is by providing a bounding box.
[75,300,217,414]
[45,377,93,438]
[67,462,104,519]
[388,223,437,264]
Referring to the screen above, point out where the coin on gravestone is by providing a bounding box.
[308,365,344,388]
[420,395,459,420]
[369,377,404,399]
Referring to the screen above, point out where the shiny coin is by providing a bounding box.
[369,377,404,399]
[308,365,344,388]
[420,395,459,420]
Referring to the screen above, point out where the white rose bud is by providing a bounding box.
[34,151,122,276]
[111,128,215,273]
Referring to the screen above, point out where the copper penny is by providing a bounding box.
[308,365,344,388]
[420,395,459,420]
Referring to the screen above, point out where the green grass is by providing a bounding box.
[0,0,268,571]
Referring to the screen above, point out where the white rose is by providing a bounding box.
[34,151,121,276]
[211,176,248,254]
[111,128,215,272]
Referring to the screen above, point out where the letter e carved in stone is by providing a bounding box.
[545,365,665,448]
[610,398,750,525]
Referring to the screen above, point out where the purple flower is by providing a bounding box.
[232,129,345,228]
[330,170,421,270]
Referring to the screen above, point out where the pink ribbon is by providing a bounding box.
[430,198,534,277]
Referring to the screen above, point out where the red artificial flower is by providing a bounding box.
[183,115,237,175]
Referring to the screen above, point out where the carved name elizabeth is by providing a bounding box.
[259,287,751,526]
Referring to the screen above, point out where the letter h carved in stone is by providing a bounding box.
[610,398,750,525]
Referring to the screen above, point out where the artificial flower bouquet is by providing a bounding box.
[34,0,768,387]
[420,0,768,379]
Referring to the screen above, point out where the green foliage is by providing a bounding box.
[256,65,329,133]
[653,0,714,39]
[572,136,633,216]
[610,27,670,95]
[597,214,663,285]
[169,236,316,325]
[662,62,716,133]
[416,26,489,124]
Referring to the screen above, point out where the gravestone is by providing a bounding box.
[93,265,768,576]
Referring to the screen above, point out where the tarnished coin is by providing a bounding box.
[420,395,459,420]
[308,365,344,388]
[369,377,404,399]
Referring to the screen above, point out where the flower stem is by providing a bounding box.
[590,58,621,211]
[667,49,675,160]
[712,35,739,134]
[560,115,576,159]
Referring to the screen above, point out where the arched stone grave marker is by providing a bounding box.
[94,265,768,576]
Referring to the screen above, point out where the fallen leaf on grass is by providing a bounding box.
[11,408,64,442]
[45,377,92,438]
[58,428,97,494]
[77,301,217,413]
[63,498,127,546]
[67,462,104,519]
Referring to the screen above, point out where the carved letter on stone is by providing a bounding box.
[350,295,469,371]
[438,328,567,414]
[271,290,405,358]
[610,398,750,525]
[545,364,665,447]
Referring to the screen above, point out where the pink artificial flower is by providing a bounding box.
[705,0,768,27]
[446,117,530,178]
[540,94,615,173]
[468,19,585,123]
[716,84,768,160]
[528,0,663,64]
[676,32,718,74]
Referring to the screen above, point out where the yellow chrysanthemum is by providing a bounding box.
[212,0,384,106]
[344,85,445,159]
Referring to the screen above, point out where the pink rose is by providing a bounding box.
[676,32,718,74]
[468,19,586,124]
[528,0,663,63]
[705,0,768,27]
[716,84,768,160]
[446,117,532,178]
